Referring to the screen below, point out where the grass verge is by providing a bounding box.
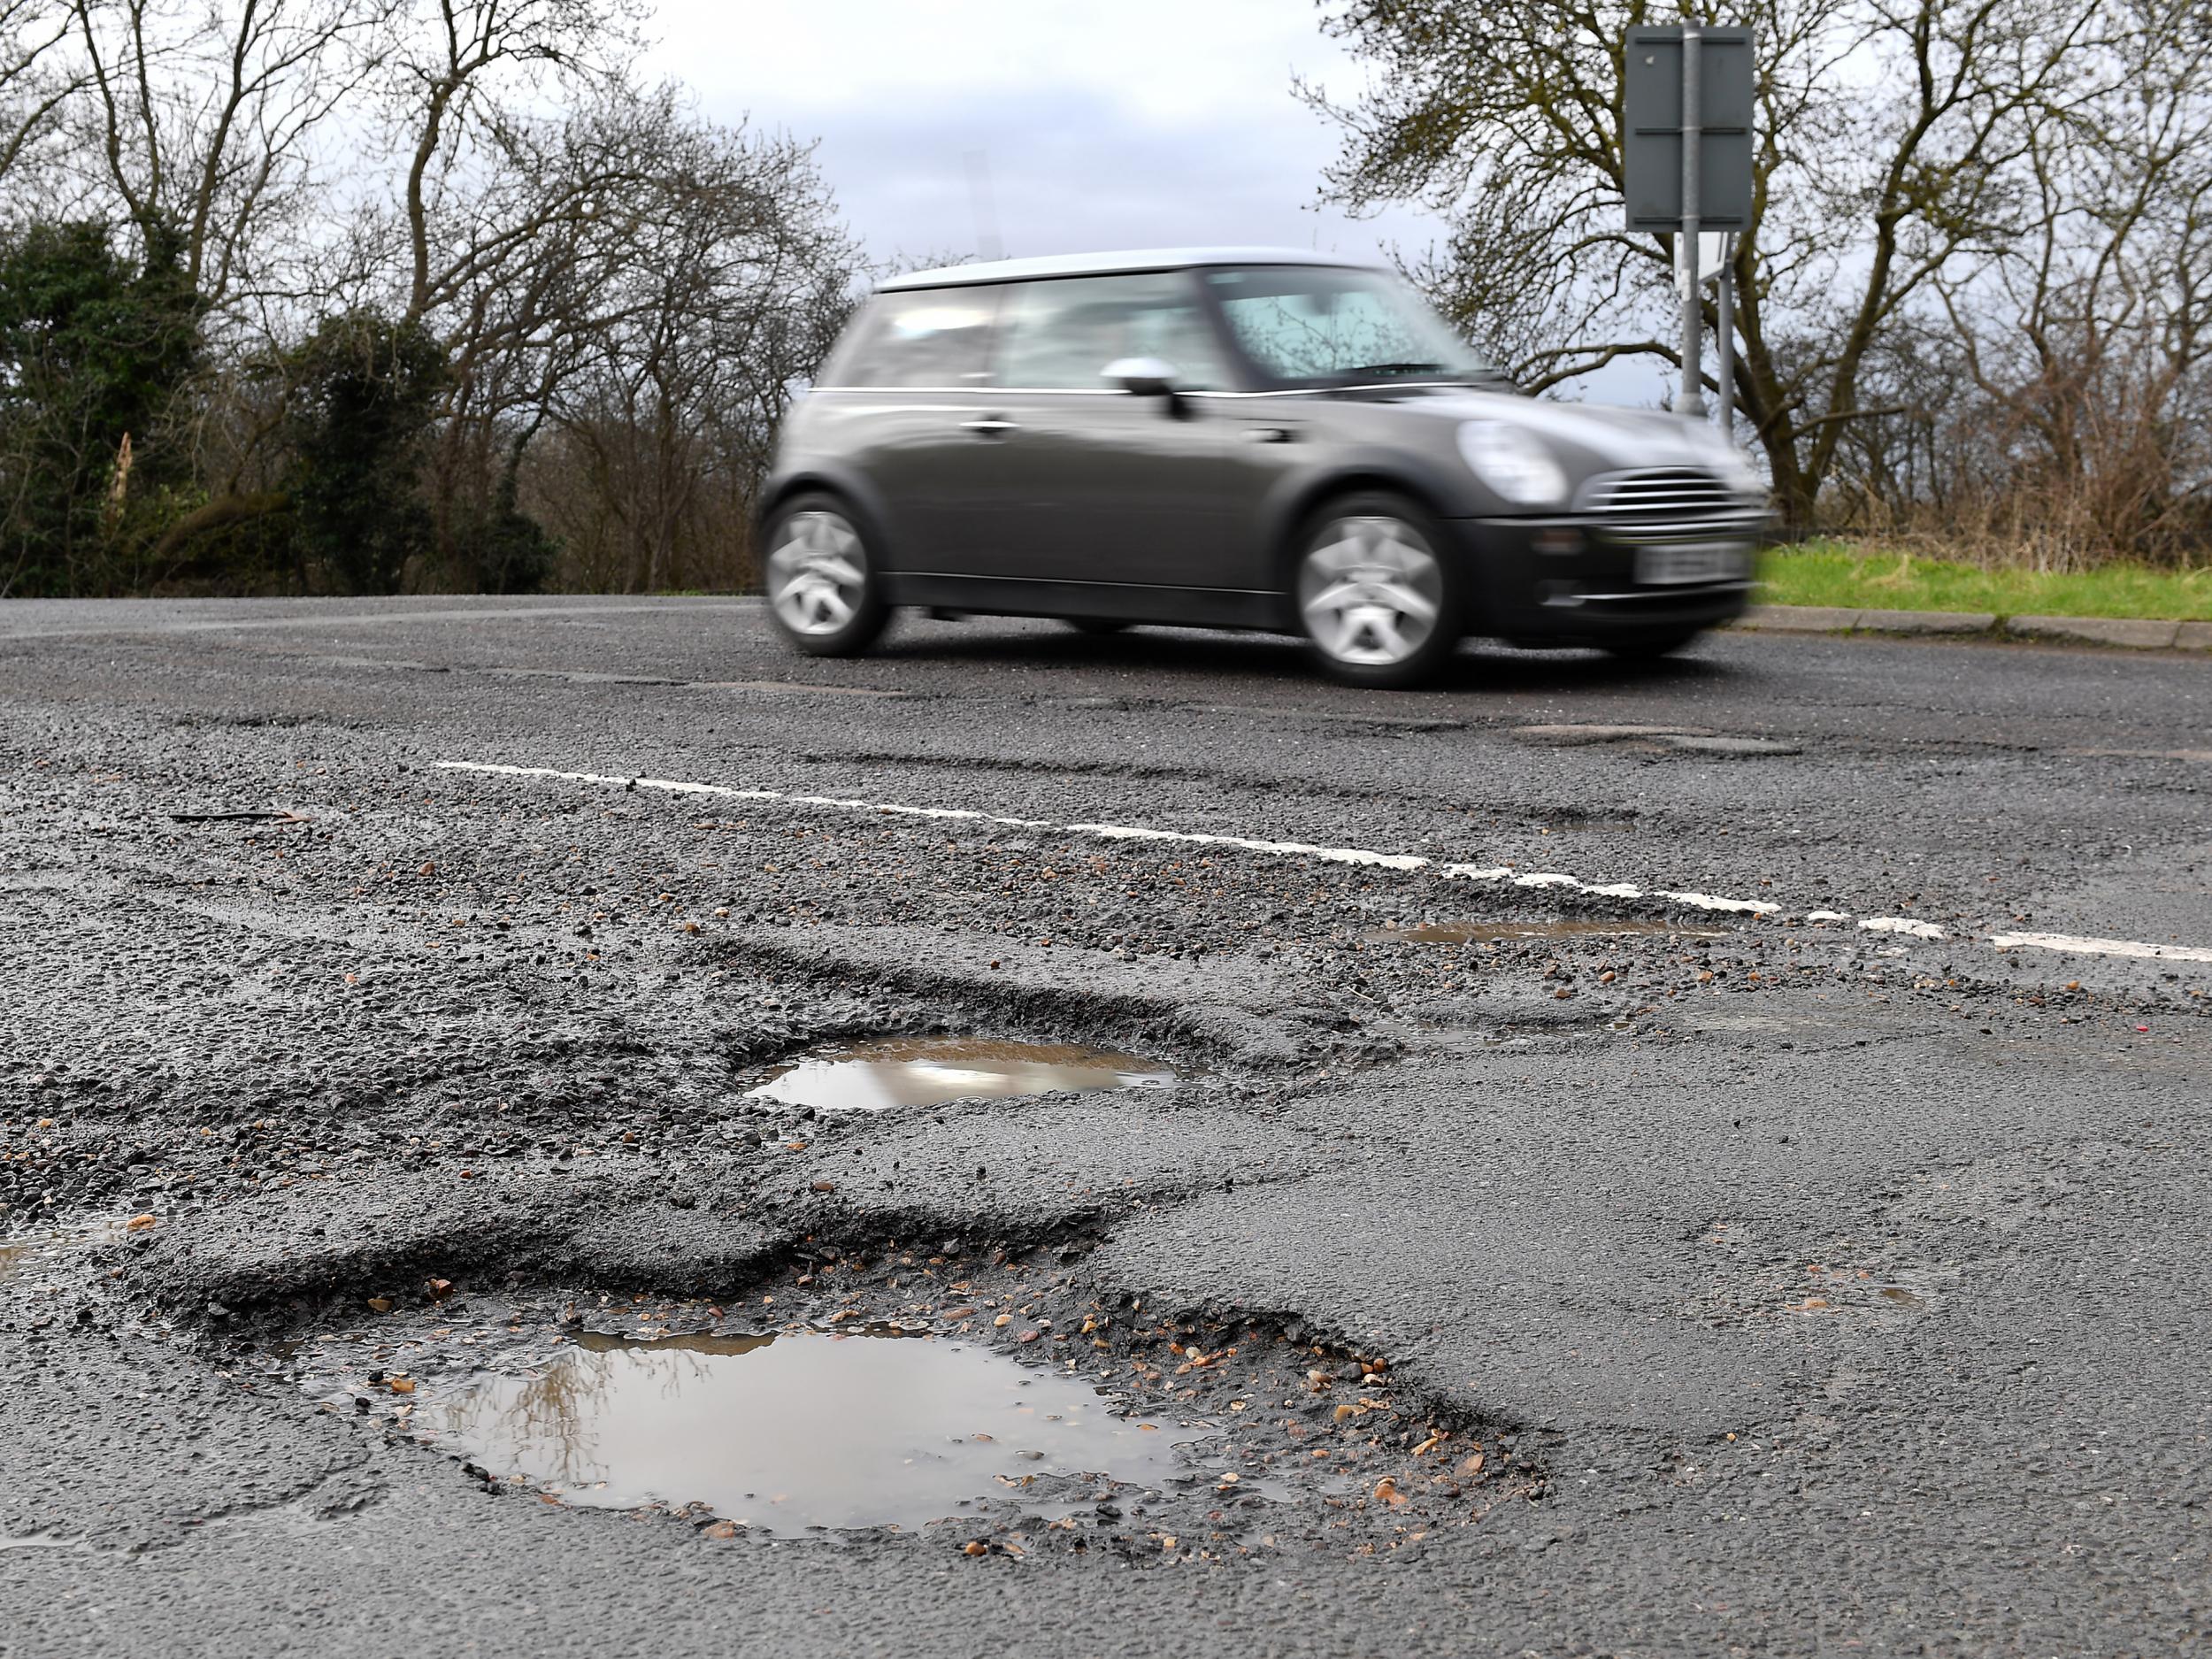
[1758,541,2212,621]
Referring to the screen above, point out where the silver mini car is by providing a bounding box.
[760,248,1765,687]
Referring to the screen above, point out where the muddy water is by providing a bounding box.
[434,1326,1205,1532]
[749,1037,1177,1111]
[0,1217,130,1283]
[1369,918,1730,944]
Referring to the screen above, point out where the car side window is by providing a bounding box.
[1209,271,1444,381]
[993,273,1230,391]
[832,289,1001,388]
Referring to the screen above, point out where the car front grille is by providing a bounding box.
[1576,467,1747,520]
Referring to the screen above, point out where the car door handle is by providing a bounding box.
[960,417,1016,436]
[1243,426,1294,443]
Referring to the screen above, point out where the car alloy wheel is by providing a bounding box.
[766,509,870,635]
[1297,515,1446,668]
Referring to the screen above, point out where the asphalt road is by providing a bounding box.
[2,598,2206,1658]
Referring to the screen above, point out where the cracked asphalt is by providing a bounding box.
[2,597,2207,1657]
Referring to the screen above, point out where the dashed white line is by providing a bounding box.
[434,760,2209,968]
[1990,932,2212,964]
[1859,917,1946,940]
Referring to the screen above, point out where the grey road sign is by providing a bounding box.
[1624,27,1755,231]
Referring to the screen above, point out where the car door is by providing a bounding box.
[804,285,1004,584]
[960,272,1234,617]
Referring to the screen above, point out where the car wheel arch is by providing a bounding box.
[1267,469,1459,593]
[760,471,902,570]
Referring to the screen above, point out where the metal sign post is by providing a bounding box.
[1715,232,1734,442]
[1677,20,1703,418]
[1624,26,1754,429]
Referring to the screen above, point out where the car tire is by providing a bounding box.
[1599,626,1701,661]
[762,493,889,657]
[1291,493,1463,688]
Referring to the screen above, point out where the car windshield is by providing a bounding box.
[1204,265,1496,388]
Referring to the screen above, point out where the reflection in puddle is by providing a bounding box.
[0,1217,130,1283]
[435,1327,1205,1531]
[749,1037,1177,1111]
[1370,919,1729,943]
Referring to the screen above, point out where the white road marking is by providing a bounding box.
[1990,932,2212,964]
[434,760,2210,968]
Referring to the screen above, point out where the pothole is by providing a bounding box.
[749,1038,1179,1111]
[1368,919,1731,943]
[418,1325,1207,1532]
[1509,724,1799,757]
[270,1254,1543,1558]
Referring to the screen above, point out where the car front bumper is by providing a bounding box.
[1455,513,1763,643]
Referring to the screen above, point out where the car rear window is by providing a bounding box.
[829,289,1001,388]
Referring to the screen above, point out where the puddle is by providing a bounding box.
[431,1326,1207,1532]
[749,1038,1177,1111]
[0,1217,131,1283]
[1369,918,1729,944]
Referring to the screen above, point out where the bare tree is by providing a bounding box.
[519,88,859,591]
[4,0,860,595]
[1914,0,2212,562]
[64,0,397,301]
[1304,0,2112,531]
[0,0,81,196]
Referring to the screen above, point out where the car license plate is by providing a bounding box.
[1634,542,1748,585]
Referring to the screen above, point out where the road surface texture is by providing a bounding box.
[2,598,2206,1657]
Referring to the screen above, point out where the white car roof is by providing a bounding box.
[878,246,1386,292]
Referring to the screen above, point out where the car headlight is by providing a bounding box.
[1455,421,1569,509]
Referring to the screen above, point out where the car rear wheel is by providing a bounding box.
[1293,495,1462,687]
[763,494,887,657]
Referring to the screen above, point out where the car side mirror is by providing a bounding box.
[1103,357,1180,397]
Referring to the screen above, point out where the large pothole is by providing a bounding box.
[268,1246,1541,1557]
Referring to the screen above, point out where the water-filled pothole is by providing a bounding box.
[430,1326,1206,1532]
[1369,919,1729,944]
[749,1038,1177,1111]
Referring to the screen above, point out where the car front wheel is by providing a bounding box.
[763,494,888,657]
[1293,495,1463,687]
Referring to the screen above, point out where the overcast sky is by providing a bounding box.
[643,1,1438,267]
[642,2,1655,403]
